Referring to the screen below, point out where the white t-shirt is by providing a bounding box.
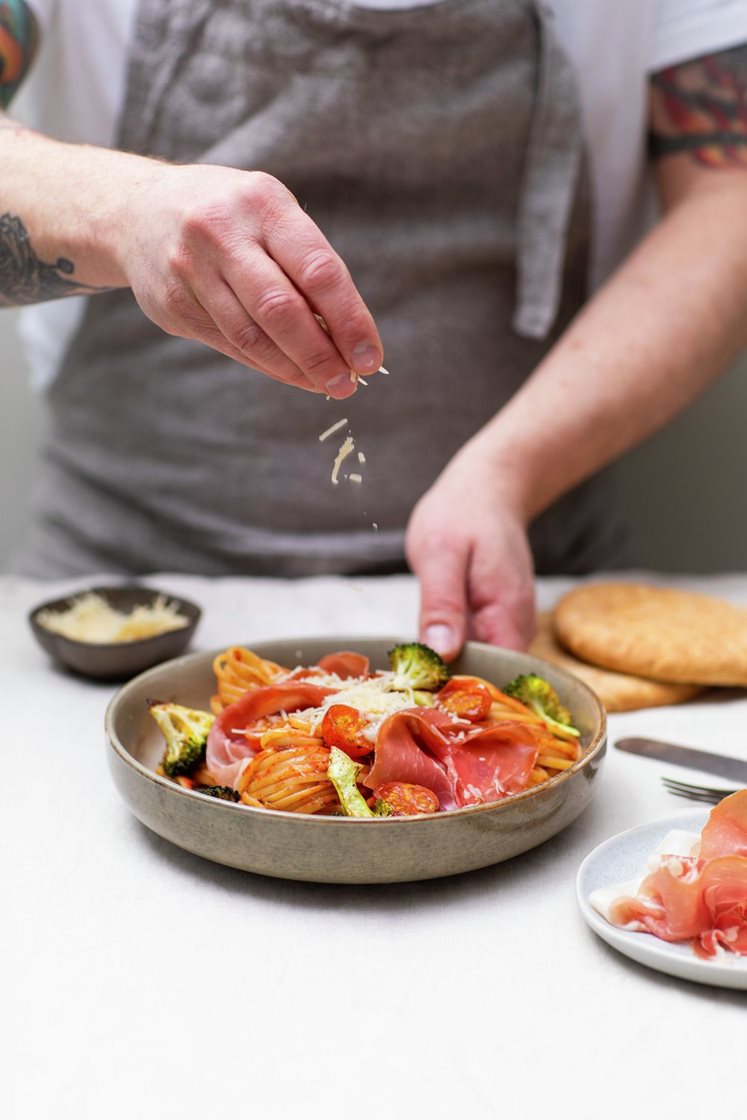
[18,0,747,390]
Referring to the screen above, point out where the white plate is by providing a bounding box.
[576,811,747,990]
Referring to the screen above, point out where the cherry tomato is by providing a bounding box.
[320,704,373,760]
[372,782,440,816]
[437,679,492,722]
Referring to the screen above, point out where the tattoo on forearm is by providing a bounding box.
[0,213,107,306]
[649,45,747,168]
[0,1,37,109]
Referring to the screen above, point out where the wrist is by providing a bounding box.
[438,430,537,527]
[84,147,166,287]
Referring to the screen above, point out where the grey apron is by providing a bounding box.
[19,0,635,578]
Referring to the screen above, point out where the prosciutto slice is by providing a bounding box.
[365,710,542,811]
[699,789,747,858]
[317,651,370,678]
[607,791,747,959]
[441,721,544,807]
[206,681,334,788]
[364,710,457,808]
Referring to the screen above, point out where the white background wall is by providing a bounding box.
[1,308,746,575]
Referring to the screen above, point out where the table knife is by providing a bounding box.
[615,737,747,783]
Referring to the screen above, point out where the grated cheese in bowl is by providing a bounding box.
[36,591,190,644]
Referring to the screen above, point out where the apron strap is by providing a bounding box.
[513,4,583,340]
[119,0,215,154]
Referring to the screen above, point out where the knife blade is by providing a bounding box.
[615,737,747,783]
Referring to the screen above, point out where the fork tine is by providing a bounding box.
[664,787,723,805]
[661,778,735,804]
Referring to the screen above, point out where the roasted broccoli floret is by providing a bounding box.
[197,785,240,802]
[387,642,450,692]
[148,700,215,777]
[503,674,580,738]
[327,746,374,818]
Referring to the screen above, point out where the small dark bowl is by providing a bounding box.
[29,584,202,682]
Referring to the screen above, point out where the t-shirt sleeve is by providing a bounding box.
[23,0,57,33]
[650,0,747,72]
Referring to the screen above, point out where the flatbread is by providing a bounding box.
[553,582,747,686]
[529,612,702,712]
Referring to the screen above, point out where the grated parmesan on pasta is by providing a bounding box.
[37,592,189,644]
[285,671,428,742]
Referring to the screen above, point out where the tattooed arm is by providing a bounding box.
[0,1,109,304]
[0,0,36,109]
[408,44,747,656]
[650,46,747,185]
[0,3,379,392]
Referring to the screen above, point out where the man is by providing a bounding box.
[2,0,747,658]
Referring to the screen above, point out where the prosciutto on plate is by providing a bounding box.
[607,791,747,959]
[206,681,334,788]
[364,709,544,811]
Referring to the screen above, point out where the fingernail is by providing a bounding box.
[423,624,455,656]
[325,373,357,399]
[351,342,381,373]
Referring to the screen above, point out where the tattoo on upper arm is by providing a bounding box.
[0,213,108,306]
[0,1,38,109]
[649,45,747,168]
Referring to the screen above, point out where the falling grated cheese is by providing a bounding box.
[372,522,378,530]
[357,451,366,464]
[331,435,355,484]
[348,473,363,484]
[319,417,349,443]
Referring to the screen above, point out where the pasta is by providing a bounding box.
[211,645,285,712]
[156,644,584,817]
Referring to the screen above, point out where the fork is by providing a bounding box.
[661,777,740,804]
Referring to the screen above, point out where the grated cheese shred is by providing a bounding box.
[331,435,355,484]
[318,417,349,443]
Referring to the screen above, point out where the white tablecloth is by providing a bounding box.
[3,572,746,1120]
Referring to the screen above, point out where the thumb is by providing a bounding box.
[410,539,470,662]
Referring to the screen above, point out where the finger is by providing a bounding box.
[408,535,470,662]
[160,281,315,391]
[468,571,537,652]
[195,275,326,392]
[469,600,536,652]
[262,209,383,376]
[211,256,359,398]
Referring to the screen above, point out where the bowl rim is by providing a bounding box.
[29,583,202,651]
[105,636,607,826]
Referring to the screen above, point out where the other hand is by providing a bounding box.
[405,454,537,661]
[116,163,383,399]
